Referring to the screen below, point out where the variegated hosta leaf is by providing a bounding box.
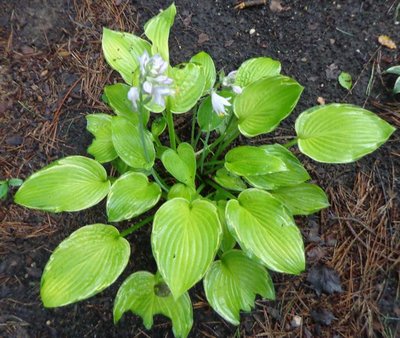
[226,189,305,274]
[225,146,287,176]
[152,198,222,298]
[114,271,193,338]
[204,250,275,325]
[41,224,130,307]
[144,3,176,62]
[271,183,329,215]
[296,104,396,163]
[102,28,151,85]
[14,156,110,212]
[111,116,155,170]
[235,57,281,88]
[244,144,310,190]
[86,114,118,163]
[161,143,196,187]
[214,168,247,192]
[169,63,206,114]
[234,76,303,137]
[107,172,161,222]
[190,51,216,93]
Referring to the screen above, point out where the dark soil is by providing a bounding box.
[1,0,399,337]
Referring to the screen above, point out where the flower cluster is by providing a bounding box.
[128,51,175,110]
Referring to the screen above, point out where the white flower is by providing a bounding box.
[140,52,174,108]
[222,70,242,94]
[127,87,139,110]
[211,91,231,117]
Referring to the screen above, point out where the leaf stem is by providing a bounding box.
[200,129,211,174]
[205,179,237,200]
[191,110,197,147]
[165,108,176,151]
[120,215,154,237]
[151,168,169,192]
[138,92,151,165]
[202,160,224,167]
[283,138,298,148]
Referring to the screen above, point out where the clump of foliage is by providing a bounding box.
[14,4,395,337]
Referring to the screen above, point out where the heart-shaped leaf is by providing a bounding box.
[244,144,310,190]
[111,116,155,170]
[107,172,161,222]
[86,114,118,163]
[204,250,275,325]
[235,57,281,88]
[271,183,329,215]
[152,198,222,298]
[15,156,110,212]
[190,51,216,93]
[102,28,151,85]
[295,104,396,163]
[214,168,247,192]
[167,183,199,202]
[225,146,287,176]
[169,63,205,114]
[114,271,193,338]
[234,76,303,137]
[144,3,176,62]
[161,143,196,187]
[41,224,130,307]
[226,189,305,274]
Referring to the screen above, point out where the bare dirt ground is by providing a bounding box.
[1,1,399,337]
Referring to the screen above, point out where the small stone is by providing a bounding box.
[330,39,335,45]
[317,96,326,105]
[249,28,256,35]
[291,315,302,328]
[40,69,48,77]
[301,57,307,62]
[21,45,35,54]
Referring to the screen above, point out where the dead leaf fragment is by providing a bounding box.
[198,33,209,44]
[378,35,397,49]
[317,96,326,105]
[311,308,336,326]
[307,264,343,296]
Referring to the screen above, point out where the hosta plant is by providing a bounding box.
[14,4,395,337]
